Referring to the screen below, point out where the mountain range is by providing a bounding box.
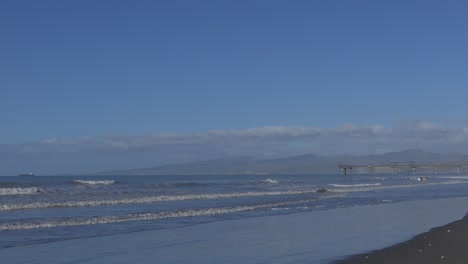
[98,150,468,175]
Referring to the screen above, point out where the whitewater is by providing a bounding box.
[2,174,468,263]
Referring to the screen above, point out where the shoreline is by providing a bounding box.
[332,213,468,264]
[2,197,468,263]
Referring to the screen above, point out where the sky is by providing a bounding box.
[1,0,468,175]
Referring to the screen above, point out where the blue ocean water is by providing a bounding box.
[1,173,468,250]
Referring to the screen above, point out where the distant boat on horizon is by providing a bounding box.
[18,172,34,176]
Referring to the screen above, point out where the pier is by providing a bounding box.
[338,164,468,175]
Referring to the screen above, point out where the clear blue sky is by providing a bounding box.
[1,1,468,174]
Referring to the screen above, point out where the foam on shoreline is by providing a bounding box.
[2,196,468,264]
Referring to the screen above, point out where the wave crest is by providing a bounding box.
[0,198,320,230]
[0,189,323,211]
[259,179,279,184]
[330,183,381,188]
[73,180,116,185]
[0,187,41,196]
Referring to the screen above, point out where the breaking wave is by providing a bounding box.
[330,183,381,188]
[149,182,202,188]
[329,180,467,193]
[436,176,468,180]
[73,180,116,185]
[0,198,318,231]
[0,187,42,196]
[259,179,279,184]
[0,189,326,211]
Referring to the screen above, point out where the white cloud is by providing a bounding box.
[333,123,388,138]
[9,122,468,154]
[391,120,466,141]
[206,126,323,139]
[21,126,324,153]
[3,121,468,174]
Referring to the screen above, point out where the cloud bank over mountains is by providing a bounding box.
[2,120,468,175]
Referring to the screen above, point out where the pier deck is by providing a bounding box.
[338,164,468,175]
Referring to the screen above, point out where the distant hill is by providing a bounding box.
[97,150,468,175]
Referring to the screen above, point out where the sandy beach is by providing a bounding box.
[333,214,468,264]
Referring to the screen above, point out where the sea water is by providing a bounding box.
[1,174,468,263]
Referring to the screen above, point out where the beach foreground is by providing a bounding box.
[333,214,468,264]
[2,197,468,264]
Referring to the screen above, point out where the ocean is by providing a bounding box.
[2,174,468,263]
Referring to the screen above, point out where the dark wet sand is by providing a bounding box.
[332,214,468,264]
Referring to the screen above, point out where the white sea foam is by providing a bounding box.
[407,176,429,181]
[271,207,290,211]
[0,199,318,230]
[330,183,382,188]
[260,179,279,184]
[436,176,468,180]
[73,180,116,185]
[0,187,41,196]
[0,189,322,211]
[329,180,467,193]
